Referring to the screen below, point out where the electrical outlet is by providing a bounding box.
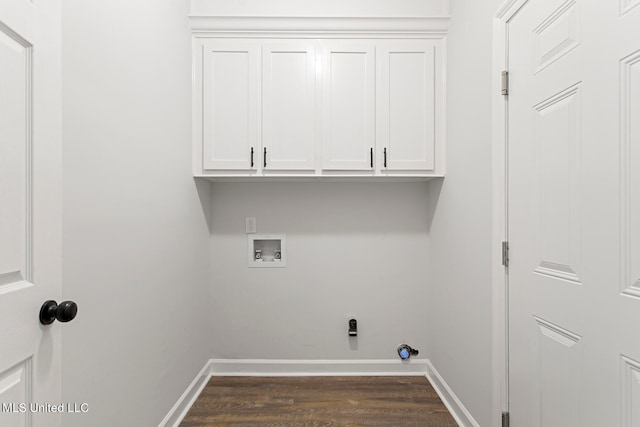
[245,217,256,234]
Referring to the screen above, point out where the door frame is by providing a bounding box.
[491,0,529,425]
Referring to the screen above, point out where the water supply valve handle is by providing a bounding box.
[397,344,419,360]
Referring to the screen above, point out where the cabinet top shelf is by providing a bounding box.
[189,16,450,37]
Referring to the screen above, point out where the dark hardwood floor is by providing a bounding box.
[180,376,458,427]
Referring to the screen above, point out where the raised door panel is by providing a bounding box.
[532,84,582,285]
[377,40,437,172]
[621,49,640,298]
[0,13,37,376]
[0,24,30,292]
[202,40,260,171]
[533,318,582,427]
[262,42,316,171]
[622,355,640,426]
[0,360,32,426]
[321,42,375,171]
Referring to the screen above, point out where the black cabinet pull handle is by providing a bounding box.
[250,147,254,168]
[370,148,373,168]
[263,147,267,168]
[384,148,387,168]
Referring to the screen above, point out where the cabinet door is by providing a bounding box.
[202,40,260,170]
[321,42,375,171]
[377,40,439,172]
[262,42,316,171]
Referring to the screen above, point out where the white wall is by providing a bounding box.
[61,1,212,426]
[427,0,503,426]
[209,182,430,359]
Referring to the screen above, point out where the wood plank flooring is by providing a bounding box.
[180,376,457,427]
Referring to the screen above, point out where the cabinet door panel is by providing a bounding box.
[262,43,316,171]
[378,41,437,171]
[322,42,375,171]
[202,40,259,170]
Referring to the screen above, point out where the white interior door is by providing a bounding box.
[0,1,62,426]
[508,0,640,425]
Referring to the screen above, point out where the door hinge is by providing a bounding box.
[502,411,510,427]
[501,71,509,96]
[502,241,509,267]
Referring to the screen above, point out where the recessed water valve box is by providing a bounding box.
[248,234,286,268]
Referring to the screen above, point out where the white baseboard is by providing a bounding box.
[209,358,429,376]
[160,358,475,427]
[425,360,479,427]
[158,361,213,427]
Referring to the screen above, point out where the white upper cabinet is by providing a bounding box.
[321,42,375,171]
[377,40,442,173]
[262,42,317,172]
[201,40,260,171]
[191,16,448,179]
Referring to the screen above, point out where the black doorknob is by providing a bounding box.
[39,300,78,325]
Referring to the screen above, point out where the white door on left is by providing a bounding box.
[0,0,63,426]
